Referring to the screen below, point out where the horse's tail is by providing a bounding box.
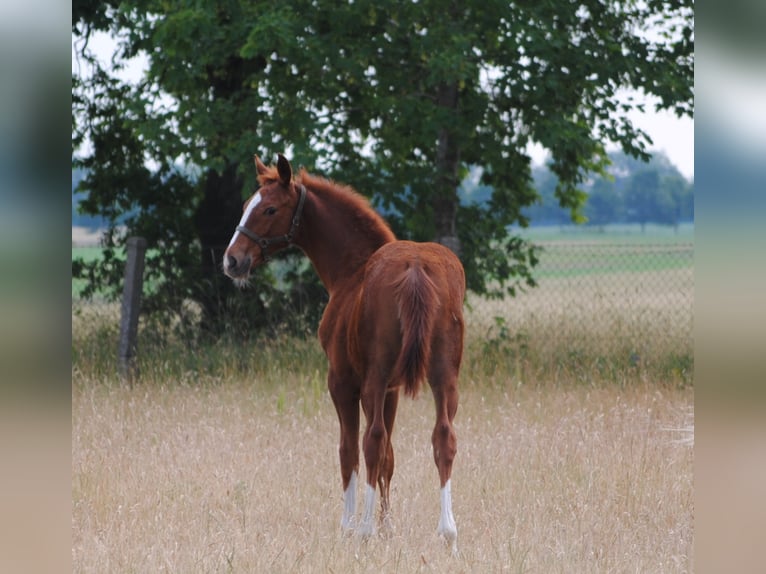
[392,262,439,398]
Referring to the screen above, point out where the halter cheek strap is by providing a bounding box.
[236,184,307,262]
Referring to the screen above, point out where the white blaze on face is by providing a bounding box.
[228,191,263,248]
[340,470,357,532]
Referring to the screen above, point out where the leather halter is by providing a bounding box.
[235,184,307,262]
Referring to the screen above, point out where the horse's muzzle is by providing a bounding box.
[223,253,251,279]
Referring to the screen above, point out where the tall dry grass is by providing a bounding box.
[72,371,692,573]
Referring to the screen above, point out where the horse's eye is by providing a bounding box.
[265,207,277,216]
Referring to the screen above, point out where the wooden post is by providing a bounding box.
[118,237,147,385]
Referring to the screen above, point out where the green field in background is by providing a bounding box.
[72,223,694,296]
[515,222,694,244]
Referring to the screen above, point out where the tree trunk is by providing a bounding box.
[194,163,245,332]
[433,81,461,257]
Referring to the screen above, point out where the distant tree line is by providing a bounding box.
[74,150,693,232]
[521,151,693,230]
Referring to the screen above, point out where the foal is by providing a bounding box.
[223,154,465,550]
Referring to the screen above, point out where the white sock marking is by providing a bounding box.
[438,479,458,550]
[227,192,262,248]
[341,471,357,532]
[358,483,377,537]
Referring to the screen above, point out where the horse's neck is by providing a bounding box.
[295,186,393,294]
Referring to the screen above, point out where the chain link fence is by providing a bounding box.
[464,242,694,379]
[74,227,694,381]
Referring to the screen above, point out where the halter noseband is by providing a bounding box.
[236,184,307,262]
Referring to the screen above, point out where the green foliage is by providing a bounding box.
[72,0,693,332]
[477,316,531,383]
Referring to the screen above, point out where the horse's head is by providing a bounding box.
[223,153,306,284]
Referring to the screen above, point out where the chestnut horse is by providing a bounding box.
[223,154,465,550]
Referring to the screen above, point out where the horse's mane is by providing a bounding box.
[300,169,395,242]
[257,165,396,246]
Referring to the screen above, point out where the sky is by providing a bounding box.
[528,103,694,180]
[616,106,693,180]
[73,32,695,181]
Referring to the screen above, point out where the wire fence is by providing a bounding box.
[73,230,694,380]
[465,242,694,374]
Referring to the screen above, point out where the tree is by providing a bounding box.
[72,0,693,329]
[524,166,571,226]
[583,150,692,229]
[625,169,665,231]
[586,177,623,230]
[73,1,326,335]
[662,173,694,228]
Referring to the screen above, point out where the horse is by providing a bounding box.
[223,154,465,550]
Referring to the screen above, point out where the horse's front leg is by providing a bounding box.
[329,374,360,534]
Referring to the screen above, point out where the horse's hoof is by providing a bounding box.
[437,528,458,555]
[357,522,376,540]
[379,514,395,538]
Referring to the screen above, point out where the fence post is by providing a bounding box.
[118,237,147,385]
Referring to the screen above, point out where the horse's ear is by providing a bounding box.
[277,153,292,186]
[254,155,268,176]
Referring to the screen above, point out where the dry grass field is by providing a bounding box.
[72,369,692,573]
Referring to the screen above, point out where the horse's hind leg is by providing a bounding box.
[429,365,460,551]
[378,389,399,534]
[329,373,360,534]
[358,381,389,538]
